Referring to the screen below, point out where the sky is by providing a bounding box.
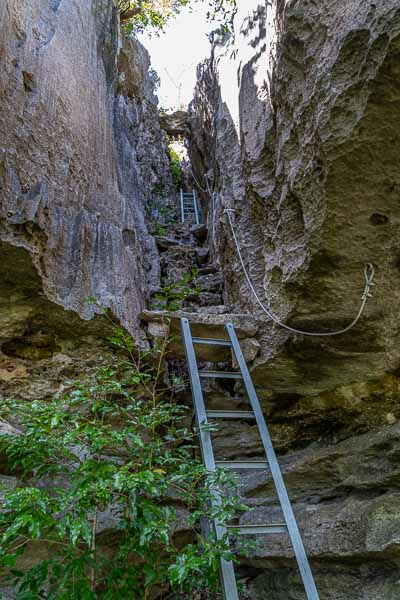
[140,4,214,110]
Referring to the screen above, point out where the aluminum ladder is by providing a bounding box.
[181,317,320,600]
[180,189,200,224]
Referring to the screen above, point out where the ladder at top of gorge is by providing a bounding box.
[180,189,200,225]
[181,317,320,600]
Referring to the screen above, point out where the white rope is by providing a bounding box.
[189,166,208,193]
[224,208,375,337]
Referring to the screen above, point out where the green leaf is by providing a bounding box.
[0,315,247,596]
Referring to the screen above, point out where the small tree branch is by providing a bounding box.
[120,0,143,21]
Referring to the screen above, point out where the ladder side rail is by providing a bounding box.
[181,318,239,600]
[193,190,200,225]
[226,323,320,600]
[180,189,185,223]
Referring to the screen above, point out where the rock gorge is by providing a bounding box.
[1,1,400,599]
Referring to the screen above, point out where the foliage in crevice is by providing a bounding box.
[169,145,183,191]
[151,269,202,311]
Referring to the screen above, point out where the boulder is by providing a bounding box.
[160,110,189,137]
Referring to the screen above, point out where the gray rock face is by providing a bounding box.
[160,109,189,137]
[0,0,174,338]
[237,424,400,599]
[188,1,400,598]
[189,0,400,395]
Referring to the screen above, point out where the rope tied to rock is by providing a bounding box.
[223,208,376,337]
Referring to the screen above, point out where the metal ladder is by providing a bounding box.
[181,317,320,600]
[180,189,200,225]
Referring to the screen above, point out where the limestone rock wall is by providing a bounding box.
[0,0,174,341]
[0,4,176,593]
[190,0,400,406]
[189,1,400,598]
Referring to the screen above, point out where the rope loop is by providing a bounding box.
[362,263,375,301]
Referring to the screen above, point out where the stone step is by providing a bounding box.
[193,305,233,316]
[197,292,223,306]
[194,272,223,293]
[141,309,260,361]
[190,223,208,242]
[154,236,192,251]
[197,265,219,276]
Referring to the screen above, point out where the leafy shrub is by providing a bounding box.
[151,222,168,236]
[169,146,183,191]
[152,270,202,311]
[0,325,247,598]
[118,1,237,37]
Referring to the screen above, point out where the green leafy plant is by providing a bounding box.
[157,204,177,223]
[118,1,237,37]
[151,269,202,311]
[206,0,237,49]
[0,325,248,598]
[169,145,183,191]
[151,222,168,236]
[119,0,189,35]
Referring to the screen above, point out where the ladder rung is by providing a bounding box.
[193,337,232,347]
[199,371,242,379]
[215,460,269,469]
[227,524,287,535]
[206,410,255,419]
